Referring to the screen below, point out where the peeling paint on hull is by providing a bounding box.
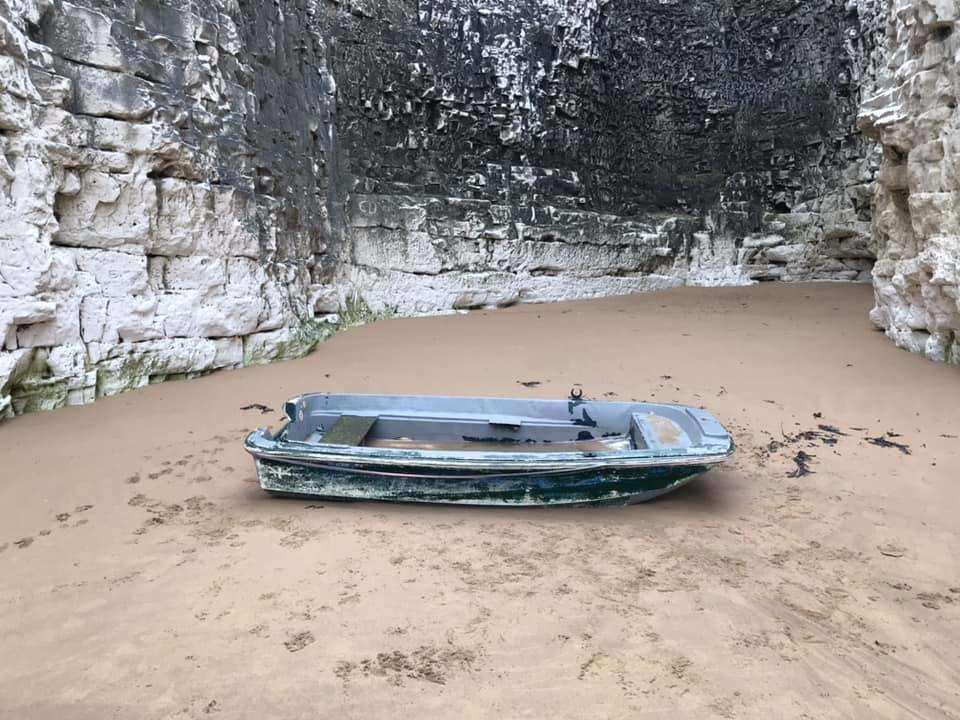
[254,457,711,506]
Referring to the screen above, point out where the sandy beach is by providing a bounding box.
[1,282,958,719]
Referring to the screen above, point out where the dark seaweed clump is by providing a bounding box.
[866,435,911,454]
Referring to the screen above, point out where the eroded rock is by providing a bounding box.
[0,0,332,416]
[858,0,960,363]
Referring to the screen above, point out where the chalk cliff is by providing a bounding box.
[859,0,960,364]
[0,0,894,417]
[1,0,340,415]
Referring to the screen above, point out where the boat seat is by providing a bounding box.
[629,413,649,450]
[321,414,378,446]
[487,414,525,429]
[630,412,690,450]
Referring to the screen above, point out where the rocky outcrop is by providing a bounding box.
[0,0,340,416]
[859,0,960,364]
[345,196,746,315]
[1,0,889,417]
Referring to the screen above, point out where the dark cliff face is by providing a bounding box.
[1,0,886,416]
[29,0,879,308]
[37,0,334,273]
[35,0,877,280]
[325,0,874,221]
[233,0,336,269]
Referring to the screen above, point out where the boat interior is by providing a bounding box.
[276,394,731,455]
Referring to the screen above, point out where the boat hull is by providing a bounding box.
[253,456,711,506]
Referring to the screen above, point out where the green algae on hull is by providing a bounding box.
[255,456,711,506]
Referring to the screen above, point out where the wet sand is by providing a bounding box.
[1,282,958,719]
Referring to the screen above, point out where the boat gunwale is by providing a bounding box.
[286,391,720,419]
[244,427,735,471]
[244,392,735,471]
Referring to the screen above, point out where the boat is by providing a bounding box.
[243,393,734,506]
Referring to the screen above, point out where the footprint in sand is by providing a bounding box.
[50,506,92,527]
[14,537,33,549]
[916,591,956,610]
[878,543,906,558]
[284,631,315,652]
[578,652,604,680]
[336,646,477,686]
[248,624,269,637]
[669,656,692,680]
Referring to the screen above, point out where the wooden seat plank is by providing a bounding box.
[321,415,378,446]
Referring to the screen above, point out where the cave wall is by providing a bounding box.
[0,0,886,416]
[859,0,960,364]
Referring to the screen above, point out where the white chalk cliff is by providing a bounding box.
[859,0,960,364]
[0,0,952,419]
[0,0,340,417]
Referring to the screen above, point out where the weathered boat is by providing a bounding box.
[244,393,734,506]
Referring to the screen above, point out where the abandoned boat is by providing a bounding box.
[244,393,734,506]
